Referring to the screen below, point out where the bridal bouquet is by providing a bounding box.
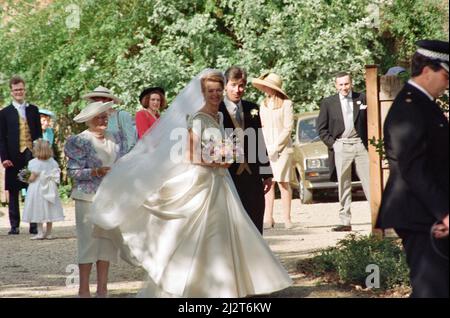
[17,168,31,183]
[202,137,244,164]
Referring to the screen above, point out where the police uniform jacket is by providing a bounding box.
[376,82,449,231]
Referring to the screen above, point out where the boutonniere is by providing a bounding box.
[250,108,259,118]
[358,101,368,110]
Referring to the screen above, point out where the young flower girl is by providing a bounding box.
[23,139,64,240]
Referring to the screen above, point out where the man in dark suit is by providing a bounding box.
[0,76,42,235]
[219,66,273,234]
[376,40,449,298]
[317,72,370,232]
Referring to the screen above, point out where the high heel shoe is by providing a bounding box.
[30,233,45,240]
[284,221,294,229]
[263,218,275,229]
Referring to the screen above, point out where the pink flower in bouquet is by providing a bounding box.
[202,138,222,163]
[202,137,244,164]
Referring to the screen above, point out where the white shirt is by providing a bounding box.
[339,92,355,138]
[224,96,243,127]
[12,100,28,119]
[408,79,434,101]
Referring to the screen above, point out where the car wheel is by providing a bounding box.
[299,180,313,204]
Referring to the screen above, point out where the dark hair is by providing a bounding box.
[141,91,167,109]
[411,52,443,77]
[335,72,352,81]
[224,66,247,84]
[9,75,25,89]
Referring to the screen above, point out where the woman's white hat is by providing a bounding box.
[81,86,123,104]
[73,101,113,123]
[252,72,288,98]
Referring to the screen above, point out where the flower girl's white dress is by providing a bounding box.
[23,158,64,223]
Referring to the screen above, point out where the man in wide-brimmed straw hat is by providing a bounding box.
[82,86,136,152]
[376,39,449,298]
[317,71,370,233]
[218,66,273,234]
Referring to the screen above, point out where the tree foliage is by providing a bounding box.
[0,0,447,145]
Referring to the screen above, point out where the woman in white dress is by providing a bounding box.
[23,139,64,240]
[91,69,292,298]
[252,73,295,229]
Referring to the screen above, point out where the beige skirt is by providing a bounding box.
[270,148,295,182]
[74,200,118,264]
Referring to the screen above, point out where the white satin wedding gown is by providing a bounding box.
[92,111,292,297]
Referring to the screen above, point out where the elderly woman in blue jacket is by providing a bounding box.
[64,101,126,298]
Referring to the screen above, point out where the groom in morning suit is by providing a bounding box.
[0,76,42,235]
[317,72,370,232]
[219,66,273,234]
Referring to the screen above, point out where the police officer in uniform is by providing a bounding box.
[376,40,449,298]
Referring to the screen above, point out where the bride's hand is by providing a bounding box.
[205,162,231,169]
[217,162,231,169]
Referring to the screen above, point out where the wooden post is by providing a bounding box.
[365,65,383,236]
[378,73,404,238]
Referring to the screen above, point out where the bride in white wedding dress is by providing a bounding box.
[90,69,292,297]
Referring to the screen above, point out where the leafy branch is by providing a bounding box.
[369,136,386,161]
[436,89,449,114]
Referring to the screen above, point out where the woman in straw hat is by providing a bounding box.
[252,73,295,229]
[82,86,137,152]
[64,101,127,297]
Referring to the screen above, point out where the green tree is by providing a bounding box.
[0,0,447,183]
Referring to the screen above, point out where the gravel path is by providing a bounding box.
[0,194,372,298]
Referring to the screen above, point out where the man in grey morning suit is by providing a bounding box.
[317,72,370,232]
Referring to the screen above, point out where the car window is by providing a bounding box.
[298,117,319,143]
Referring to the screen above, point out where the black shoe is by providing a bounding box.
[8,228,20,235]
[332,225,352,232]
[29,222,38,234]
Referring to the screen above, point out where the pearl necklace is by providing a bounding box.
[88,129,105,140]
